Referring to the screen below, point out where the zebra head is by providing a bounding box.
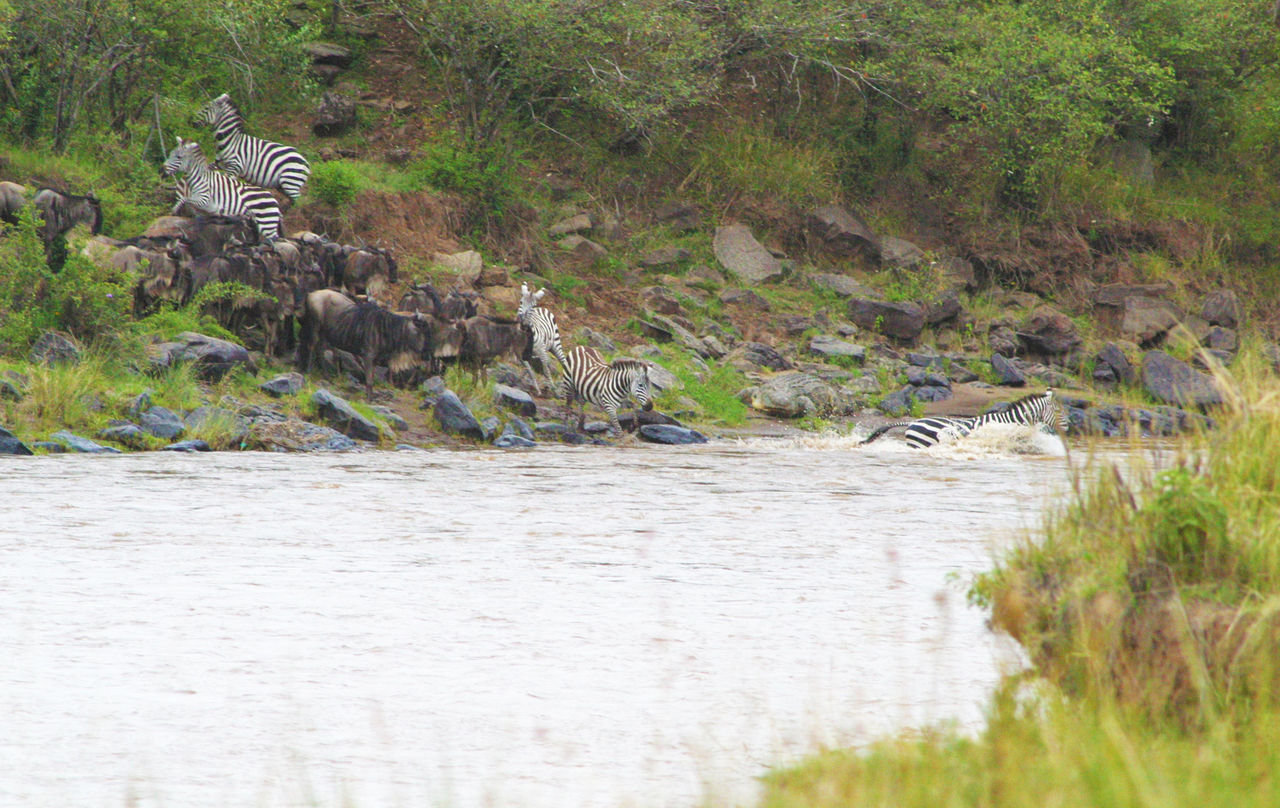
[162,137,206,176]
[517,282,546,321]
[195,93,238,128]
[613,357,655,412]
[1042,388,1069,434]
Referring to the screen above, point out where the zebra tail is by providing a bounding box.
[858,420,913,446]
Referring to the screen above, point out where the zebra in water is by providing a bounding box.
[163,137,282,243]
[562,345,654,435]
[859,389,1067,449]
[517,283,568,394]
[195,93,311,201]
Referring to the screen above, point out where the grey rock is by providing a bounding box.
[805,204,879,258]
[480,415,501,441]
[809,335,866,363]
[312,388,380,441]
[638,424,709,445]
[1090,283,1174,308]
[847,298,925,342]
[1203,326,1238,354]
[126,390,153,420]
[502,418,536,442]
[557,234,608,266]
[878,386,915,415]
[990,353,1027,386]
[249,418,359,452]
[141,406,186,440]
[0,378,23,401]
[433,390,484,439]
[914,385,953,403]
[641,286,684,316]
[0,427,32,455]
[638,247,692,268]
[713,224,786,284]
[29,332,81,365]
[371,405,409,432]
[494,384,538,417]
[745,372,857,418]
[548,213,593,236]
[259,372,305,398]
[645,363,681,392]
[1142,350,1223,408]
[303,41,354,67]
[877,236,925,269]
[171,332,253,382]
[718,288,771,310]
[809,273,876,298]
[935,256,977,292]
[724,342,791,371]
[578,327,618,353]
[924,288,964,326]
[493,434,537,449]
[1096,342,1136,385]
[164,439,212,452]
[988,325,1020,357]
[1201,289,1241,329]
[906,351,944,369]
[51,430,121,454]
[313,91,357,137]
[1018,305,1083,358]
[1120,296,1182,345]
[31,441,66,453]
[185,406,250,444]
[98,424,148,449]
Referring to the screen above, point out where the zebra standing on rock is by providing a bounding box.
[163,137,282,243]
[517,282,568,394]
[859,389,1067,449]
[562,345,654,436]
[195,93,311,201]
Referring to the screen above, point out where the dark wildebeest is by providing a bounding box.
[32,187,103,244]
[452,315,532,384]
[341,246,397,298]
[298,288,435,398]
[0,181,27,224]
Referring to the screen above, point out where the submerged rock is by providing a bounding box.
[638,424,708,445]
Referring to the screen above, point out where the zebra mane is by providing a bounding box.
[609,357,648,373]
[1007,388,1054,408]
[212,93,244,124]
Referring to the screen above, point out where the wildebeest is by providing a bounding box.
[298,288,435,397]
[341,246,397,298]
[452,315,532,384]
[0,181,27,224]
[32,187,103,244]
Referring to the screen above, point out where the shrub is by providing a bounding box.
[309,160,362,208]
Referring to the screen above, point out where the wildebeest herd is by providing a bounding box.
[1,92,658,435]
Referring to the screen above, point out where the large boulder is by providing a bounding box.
[1142,350,1223,408]
[493,384,537,417]
[638,424,709,445]
[140,406,186,440]
[805,204,879,259]
[51,430,121,454]
[312,388,380,441]
[1120,296,1182,345]
[0,426,32,456]
[809,273,876,299]
[723,341,791,371]
[29,332,81,365]
[259,372,305,398]
[742,372,856,418]
[433,390,484,439]
[249,418,358,452]
[990,353,1027,386]
[877,236,925,269]
[149,332,254,381]
[713,224,787,284]
[1018,305,1083,359]
[847,298,925,342]
[1095,342,1137,385]
[303,41,354,68]
[313,91,357,137]
[808,335,866,363]
[1200,289,1241,329]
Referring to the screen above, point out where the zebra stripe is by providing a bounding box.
[196,94,311,201]
[517,283,568,390]
[163,137,281,243]
[562,346,654,435]
[860,389,1066,449]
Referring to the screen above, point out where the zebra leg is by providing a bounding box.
[524,360,542,396]
[608,407,622,437]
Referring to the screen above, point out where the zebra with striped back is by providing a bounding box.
[562,345,654,435]
[859,389,1067,449]
[163,137,282,243]
[195,93,311,201]
[517,282,568,394]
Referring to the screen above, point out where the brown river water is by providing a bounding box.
[2,427,1097,808]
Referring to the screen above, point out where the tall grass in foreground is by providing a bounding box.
[758,350,1280,807]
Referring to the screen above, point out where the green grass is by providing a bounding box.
[652,352,748,427]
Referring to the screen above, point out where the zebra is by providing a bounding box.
[163,137,282,243]
[195,93,311,201]
[859,389,1067,449]
[562,345,654,435]
[517,282,568,394]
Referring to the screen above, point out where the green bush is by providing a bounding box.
[309,160,362,208]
